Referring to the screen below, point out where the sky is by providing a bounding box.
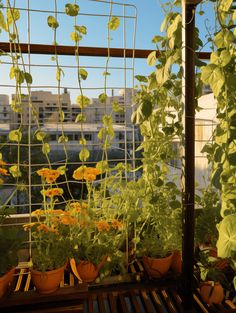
[0,0,215,102]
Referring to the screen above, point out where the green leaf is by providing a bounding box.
[79,147,90,162]
[65,3,80,16]
[219,0,233,12]
[135,75,148,83]
[75,113,86,123]
[152,35,163,44]
[47,16,59,29]
[96,160,108,173]
[60,110,65,122]
[99,93,107,104]
[147,51,157,66]
[58,135,68,143]
[102,115,113,126]
[210,50,232,67]
[201,64,225,97]
[9,165,21,178]
[217,214,236,258]
[156,66,170,86]
[169,200,181,209]
[9,66,15,79]
[57,166,66,175]
[108,16,120,31]
[6,8,20,24]
[35,130,46,141]
[70,31,82,42]
[9,129,22,142]
[233,10,236,20]
[76,95,90,108]
[42,143,50,155]
[214,29,235,48]
[79,68,88,80]
[112,101,124,113]
[74,25,87,34]
[24,72,33,84]
[0,11,7,31]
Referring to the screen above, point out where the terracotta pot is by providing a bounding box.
[76,256,107,283]
[200,281,224,305]
[30,265,65,294]
[0,268,15,298]
[142,253,173,278]
[171,250,182,273]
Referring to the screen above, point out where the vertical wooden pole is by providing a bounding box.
[182,0,200,311]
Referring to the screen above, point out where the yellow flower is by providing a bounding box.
[41,188,63,198]
[32,209,45,216]
[0,167,9,176]
[0,178,4,185]
[23,222,37,231]
[37,168,61,183]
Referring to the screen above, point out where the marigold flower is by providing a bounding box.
[37,168,61,183]
[0,167,9,176]
[37,223,49,232]
[0,160,6,166]
[112,219,123,230]
[41,188,63,198]
[23,222,37,231]
[73,166,101,181]
[60,216,78,225]
[97,220,110,232]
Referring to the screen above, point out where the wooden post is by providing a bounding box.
[182,0,201,311]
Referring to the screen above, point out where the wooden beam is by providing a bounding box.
[0,42,211,59]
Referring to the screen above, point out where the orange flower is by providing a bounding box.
[60,216,78,225]
[0,160,6,166]
[0,167,9,176]
[41,188,63,198]
[37,168,61,183]
[112,219,123,230]
[84,173,96,181]
[73,166,101,181]
[97,220,110,232]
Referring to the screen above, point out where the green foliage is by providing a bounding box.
[47,16,59,29]
[195,187,221,246]
[76,95,90,108]
[9,129,22,142]
[217,214,236,261]
[65,3,80,16]
[108,16,120,31]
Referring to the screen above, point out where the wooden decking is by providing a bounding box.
[0,261,235,313]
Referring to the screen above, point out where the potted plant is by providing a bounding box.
[23,167,72,294]
[196,249,231,305]
[131,179,182,278]
[0,206,24,298]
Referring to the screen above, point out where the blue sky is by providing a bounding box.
[0,0,215,102]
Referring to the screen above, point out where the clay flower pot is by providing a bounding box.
[200,281,224,305]
[142,253,173,278]
[30,265,65,294]
[76,256,107,283]
[171,250,182,273]
[0,268,15,298]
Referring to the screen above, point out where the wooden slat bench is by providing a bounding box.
[0,263,235,313]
